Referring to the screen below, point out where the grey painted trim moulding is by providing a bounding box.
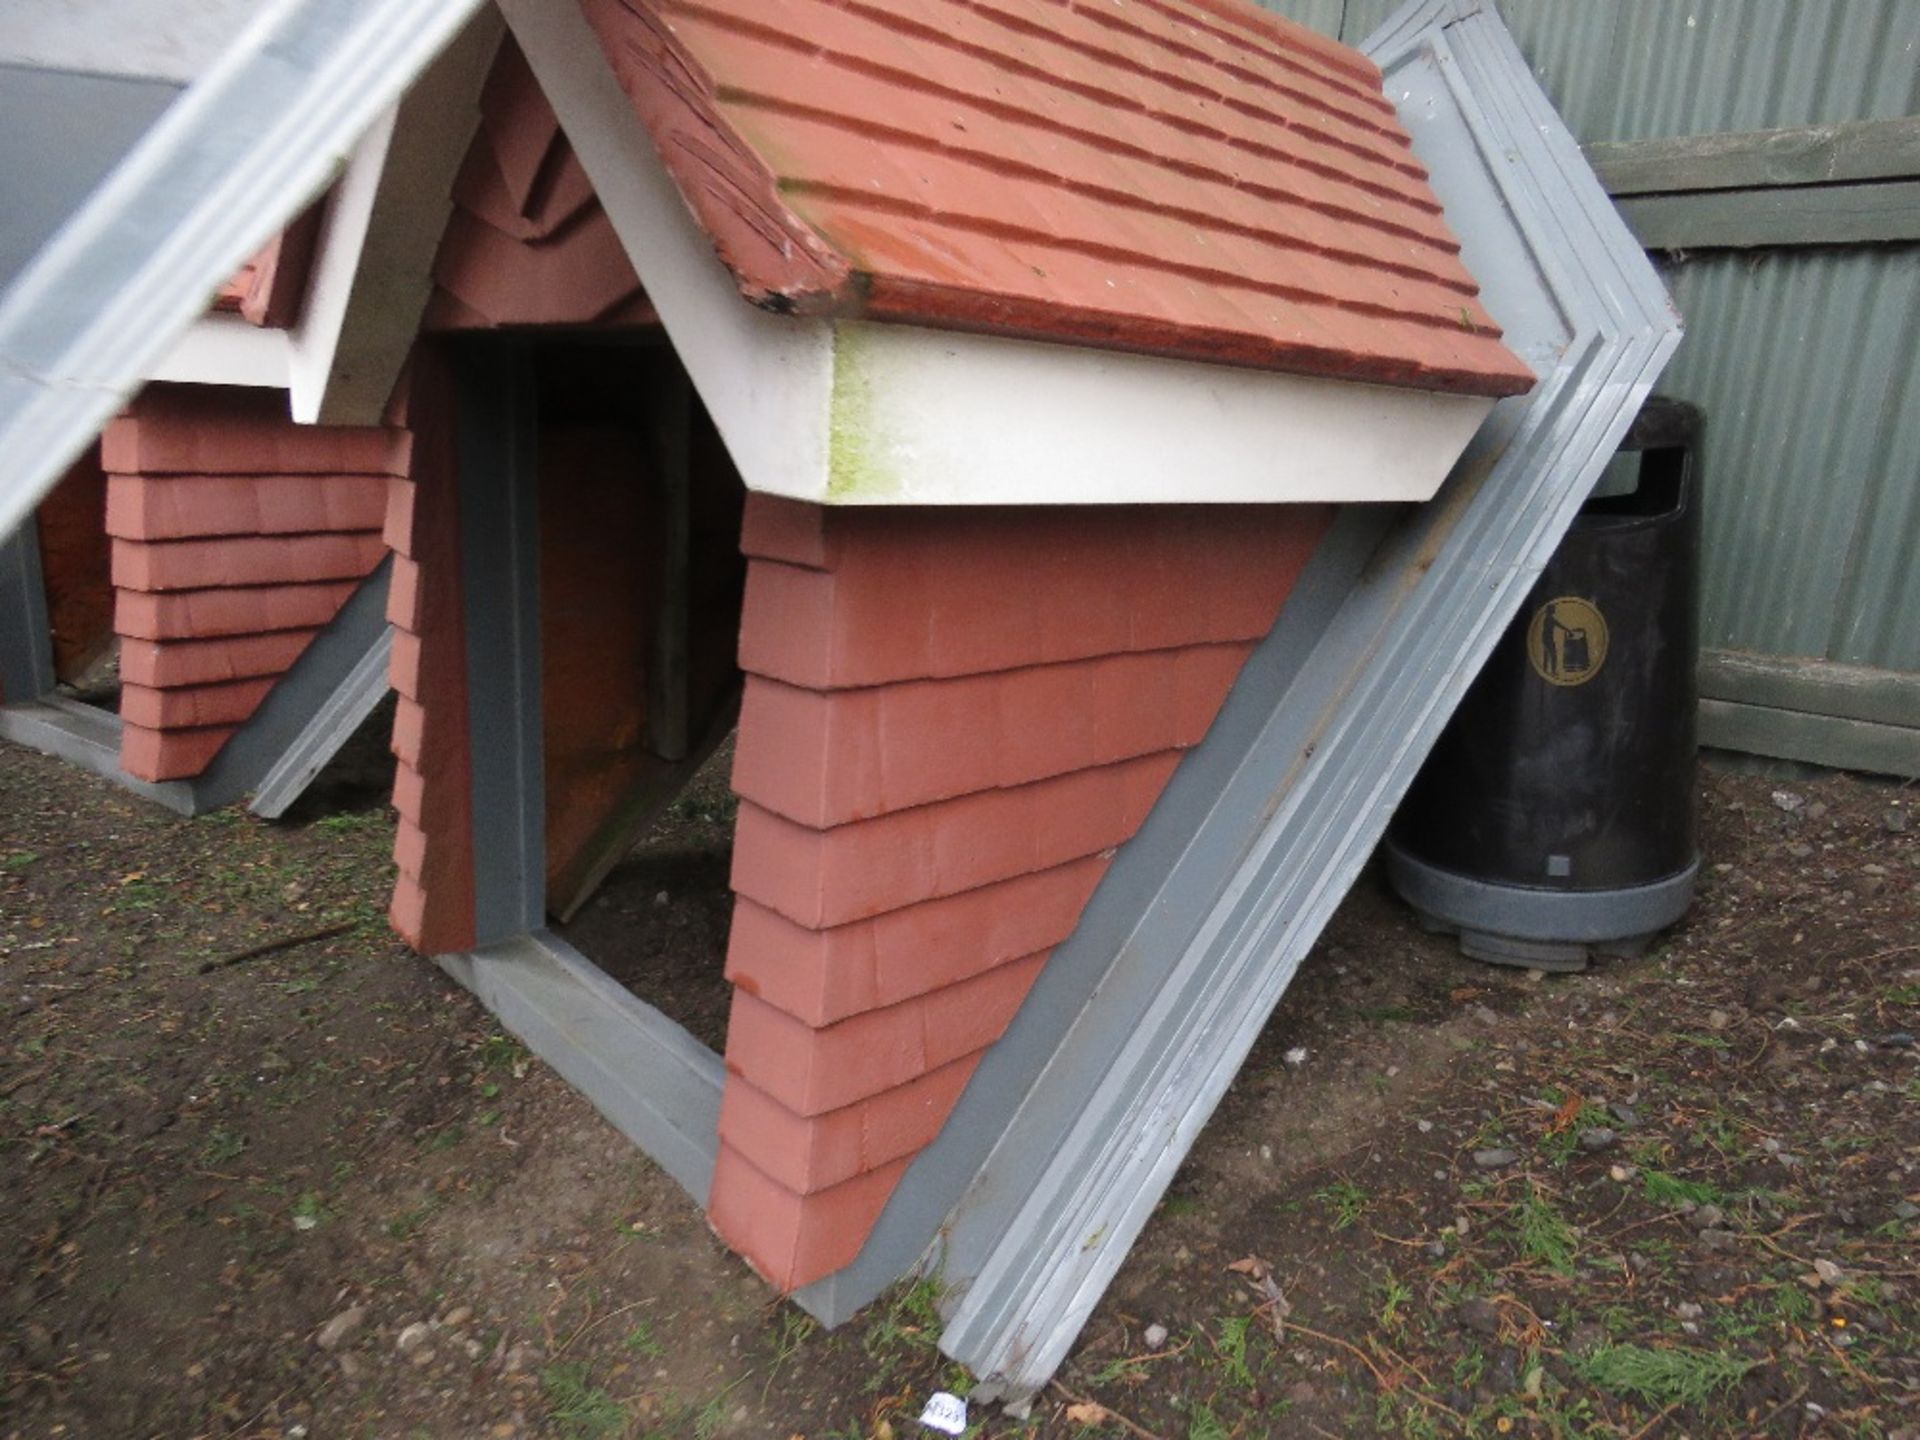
[0,0,485,542]
[438,930,725,1206]
[0,559,393,815]
[934,0,1682,1403]
[0,519,57,704]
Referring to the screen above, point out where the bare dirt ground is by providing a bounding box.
[1,735,1915,1440]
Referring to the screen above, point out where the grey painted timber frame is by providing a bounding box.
[0,520,57,705]
[431,341,727,1224]
[933,0,1682,1402]
[0,559,396,816]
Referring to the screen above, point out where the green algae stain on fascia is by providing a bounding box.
[827,324,900,501]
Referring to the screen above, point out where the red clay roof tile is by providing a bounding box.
[579,0,1533,395]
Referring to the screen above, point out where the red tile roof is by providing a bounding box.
[579,0,1533,396]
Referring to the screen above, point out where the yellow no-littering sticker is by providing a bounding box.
[1527,596,1609,686]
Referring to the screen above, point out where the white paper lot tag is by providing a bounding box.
[918,1390,968,1435]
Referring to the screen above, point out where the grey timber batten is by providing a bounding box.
[935,0,1682,1402]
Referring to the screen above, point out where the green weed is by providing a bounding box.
[540,1362,626,1439]
[1314,1178,1369,1230]
[200,1128,248,1166]
[1516,1184,1579,1275]
[1642,1170,1723,1209]
[1572,1343,1752,1408]
[1187,1401,1231,1440]
[1212,1313,1256,1389]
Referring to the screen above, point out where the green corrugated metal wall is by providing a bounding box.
[1257,0,1920,773]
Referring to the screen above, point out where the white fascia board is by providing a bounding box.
[498,0,834,503]
[826,322,1496,504]
[149,312,291,389]
[500,0,1494,507]
[289,10,502,426]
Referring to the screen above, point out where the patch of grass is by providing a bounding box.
[385,1198,439,1241]
[1539,1100,1612,1167]
[861,1276,942,1390]
[1314,1178,1369,1230]
[624,1320,662,1358]
[1642,1169,1723,1209]
[1516,1184,1579,1276]
[199,1127,248,1165]
[540,1362,626,1439]
[1571,1343,1752,1408]
[1187,1401,1231,1440]
[477,1032,528,1072]
[2,850,38,872]
[1377,1276,1413,1332]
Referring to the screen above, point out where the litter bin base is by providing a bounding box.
[1385,841,1698,972]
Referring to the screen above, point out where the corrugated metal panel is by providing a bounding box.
[1251,0,1348,40]
[1657,248,1920,673]
[1266,0,1920,143]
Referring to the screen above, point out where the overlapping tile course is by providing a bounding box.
[382,356,479,956]
[103,387,408,782]
[578,0,1532,394]
[426,41,657,331]
[710,496,1331,1289]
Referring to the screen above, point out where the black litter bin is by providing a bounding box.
[1385,397,1703,970]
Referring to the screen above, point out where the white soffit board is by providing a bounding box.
[499,0,1504,507]
[149,312,291,388]
[0,0,486,544]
